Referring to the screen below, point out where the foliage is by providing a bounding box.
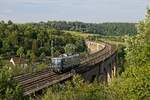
[17,47,24,57]
[46,21,137,36]
[109,64,150,100]
[0,21,87,58]
[64,43,77,54]
[113,8,150,99]
[125,8,150,67]
[0,66,24,100]
[41,75,111,100]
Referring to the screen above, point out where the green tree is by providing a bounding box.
[75,39,87,52]
[109,64,150,100]
[32,39,37,55]
[41,75,110,100]
[113,8,150,99]
[30,52,36,62]
[40,52,46,61]
[8,20,13,25]
[0,66,23,100]
[64,43,77,54]
[125,8,150,67]
[16,47,24,64]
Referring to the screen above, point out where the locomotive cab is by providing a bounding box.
[51,58,63,72]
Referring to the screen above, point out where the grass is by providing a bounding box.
[64,31,93,39]
[64,31,126,46]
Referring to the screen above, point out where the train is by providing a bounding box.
[51,54,80,73]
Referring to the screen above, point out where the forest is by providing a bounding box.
[45,21,137,35]
[0,21,87,59]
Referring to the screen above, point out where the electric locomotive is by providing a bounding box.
[51,54,80,73]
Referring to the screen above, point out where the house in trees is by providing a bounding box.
[10,57,28,67]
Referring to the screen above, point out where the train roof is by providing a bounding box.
[51,54,79,59]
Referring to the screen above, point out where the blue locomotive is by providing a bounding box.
[51,54,80,73]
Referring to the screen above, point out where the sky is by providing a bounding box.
[0,0,150,23]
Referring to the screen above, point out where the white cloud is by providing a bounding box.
[14,0,59,5]
[1,9,13,14]
[0,0,52,5]
[20,0,50,4]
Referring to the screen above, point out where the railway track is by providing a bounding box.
[14,41,117,96]
[76,43,115,73]
[23,72,73,96]
[23,73,57,93]
[14,68,51,83]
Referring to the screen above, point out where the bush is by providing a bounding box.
[0,66,24,100]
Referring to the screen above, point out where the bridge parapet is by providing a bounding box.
[85,41,106,54]
[79,42,117,83]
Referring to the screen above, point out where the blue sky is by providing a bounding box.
[0,0,150,23]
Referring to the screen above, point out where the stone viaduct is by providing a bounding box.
[83,41,117,83]
[14,41,118,95]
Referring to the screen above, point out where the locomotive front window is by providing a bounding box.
[52,59,61,65]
